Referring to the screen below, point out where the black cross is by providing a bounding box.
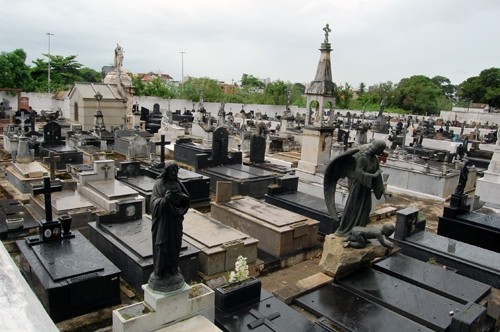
[32,177,62,222]
[154,134,170,165]
[247,308,281,331]
[43,151,61,180]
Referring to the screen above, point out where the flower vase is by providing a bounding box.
[215,277,261,312]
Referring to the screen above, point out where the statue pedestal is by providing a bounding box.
[297,127,334,175]
[319,234,390,278]
[113,283,215,332]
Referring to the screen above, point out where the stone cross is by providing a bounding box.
[247,308,281,330]
[32,177,62,222]
[43,152,61,181]
[16,111,29,135]
[101,163,112,179]
[323,23,331,43]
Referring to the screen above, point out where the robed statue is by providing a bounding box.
[148,161,190,292]
[324,139,387,236]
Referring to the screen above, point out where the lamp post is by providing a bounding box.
[179,51,185,84]
[46,32,54,93]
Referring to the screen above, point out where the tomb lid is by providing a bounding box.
[31,234,104,281]
[184,210,252,248]
[223,197,308,226]
[87,180,138,199]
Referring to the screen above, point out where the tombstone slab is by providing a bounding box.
[17,230,121,322]
[183,209,258,277]
[211,196,319,257]
[295,283,434,332]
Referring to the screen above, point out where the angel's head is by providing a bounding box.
[370,139,386,156]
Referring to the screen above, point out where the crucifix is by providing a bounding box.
[101,163,112,179]
[43,151,61,181]
[247,308,281,331]
[32,177,62,222]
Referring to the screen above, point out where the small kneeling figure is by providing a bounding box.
[343,223,395,249]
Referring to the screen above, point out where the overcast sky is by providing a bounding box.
[2,0,499,88]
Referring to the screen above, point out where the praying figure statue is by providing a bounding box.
[324,140,388,236]
[148,161,190,292]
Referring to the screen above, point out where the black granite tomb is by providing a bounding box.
[18,230,121,322]
[296,253,493,331]
[116,160,211,211]
[437,193,500,253]
[265,175,339,236]
[174,127,242,170]
[392,207,500,288]
[88,214,200,293]
[249,134,266,164]
[0,199,39,240]
[216,293,326,332]
[39,121,83,169]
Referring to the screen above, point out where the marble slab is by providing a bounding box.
[87,179,138,199]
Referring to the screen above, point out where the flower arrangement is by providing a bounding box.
[227,255,249,284]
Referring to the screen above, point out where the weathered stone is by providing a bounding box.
[319,234,389,278]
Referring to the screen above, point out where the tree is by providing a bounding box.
[79,67,102,83]
[431,75,455,99]
[240,74,265,90]
[179,77,223,102]
[143,77,177,99]
[336,83,353,109]
[0,49,33,90]
[457,68,500,108]
[393,75,442,114]
[263,80,288,105]
[31,54,84,92]
[358,82,366,95]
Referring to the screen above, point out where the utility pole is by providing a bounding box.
[179,51,185,84]
[46,32,54,93]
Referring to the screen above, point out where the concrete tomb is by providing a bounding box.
[182,209,258,277]
[211,195,320,258]
[265,175,340,236]
[77,159,145,214]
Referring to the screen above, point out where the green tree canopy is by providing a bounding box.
[31,54,87,92]
[0,49,33,90]
[240,73,265,89]
[179,77,223,102]
[457,68,500,108]
[393,75,442,114]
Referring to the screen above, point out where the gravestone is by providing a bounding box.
[212,127,229,165]
[249,134,266,164]
[211,196,320,258]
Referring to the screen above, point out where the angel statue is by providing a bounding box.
[323,139,387,236]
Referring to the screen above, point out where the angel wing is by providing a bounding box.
[323,148,359,225]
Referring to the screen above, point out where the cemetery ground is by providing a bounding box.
[2,166,498,331]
